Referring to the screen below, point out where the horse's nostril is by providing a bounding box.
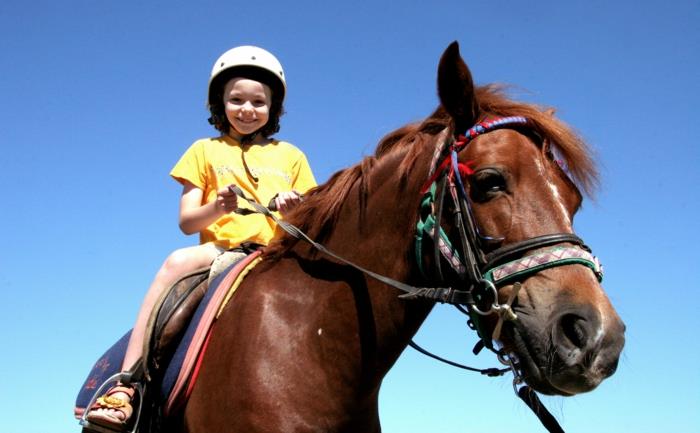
[559,314,589,349]
[548,309,624,393]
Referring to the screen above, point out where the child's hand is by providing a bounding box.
[273,190,303,216]
[216,185,239,213]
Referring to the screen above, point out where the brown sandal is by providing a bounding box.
[85,385,135,431]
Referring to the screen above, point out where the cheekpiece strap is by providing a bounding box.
[415,183,466,276]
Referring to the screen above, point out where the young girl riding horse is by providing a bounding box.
[85,45,317,431]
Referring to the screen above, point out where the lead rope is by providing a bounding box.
[499,351,565,433]
[517,386,565,433]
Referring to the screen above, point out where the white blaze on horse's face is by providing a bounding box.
[533,156,572,230]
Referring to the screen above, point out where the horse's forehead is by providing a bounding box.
[465,128,581,213]
[466,129,540,163]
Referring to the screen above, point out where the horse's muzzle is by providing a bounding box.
[547,306,626,394]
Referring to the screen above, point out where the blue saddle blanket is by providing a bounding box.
[74,263,235,418]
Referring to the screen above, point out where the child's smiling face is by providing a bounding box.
[223,77,272,139]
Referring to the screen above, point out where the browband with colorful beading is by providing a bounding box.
[424,116,529,184]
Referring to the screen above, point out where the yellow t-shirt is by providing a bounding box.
[170,135,317,249]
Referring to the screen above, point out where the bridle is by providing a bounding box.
[410,116,602,433]
[413,116,602,349]
[229,116,603,433]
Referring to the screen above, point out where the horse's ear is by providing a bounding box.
[437,41,479,134]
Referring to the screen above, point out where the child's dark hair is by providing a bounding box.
[207,66,285,141]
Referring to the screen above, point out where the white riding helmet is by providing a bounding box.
[207,46,286,106]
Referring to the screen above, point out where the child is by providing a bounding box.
[85,45,317,430]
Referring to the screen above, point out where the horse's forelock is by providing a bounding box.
[474,85,599,196]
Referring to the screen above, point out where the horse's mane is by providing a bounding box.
[265,85,598,258]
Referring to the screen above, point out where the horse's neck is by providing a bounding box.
[307,147,435,375]
[323,150,424,272]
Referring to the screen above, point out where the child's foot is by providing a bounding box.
[86,385,134,430]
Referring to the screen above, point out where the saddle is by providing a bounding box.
[75,249,262,432]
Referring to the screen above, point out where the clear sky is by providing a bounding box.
[1,0,698,432]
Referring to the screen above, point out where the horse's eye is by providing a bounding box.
[470,169,507,202]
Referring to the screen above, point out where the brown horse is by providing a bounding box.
[177,42,625,432]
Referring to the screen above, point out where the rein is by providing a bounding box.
[229,116,602,433]
[229,185,460,302]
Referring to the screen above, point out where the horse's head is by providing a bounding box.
[433,42,625,396]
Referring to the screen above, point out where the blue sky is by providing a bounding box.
[1,0,698,432]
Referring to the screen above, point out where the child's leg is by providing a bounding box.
[87,243,221,425]
[121,243,221,371]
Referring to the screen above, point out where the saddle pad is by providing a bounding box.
[161,251,261,414]
[74,330,132,419]
[73,251,261,419]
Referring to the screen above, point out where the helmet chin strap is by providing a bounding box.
[240,149,258,183]
[226,128,269,184]
[238,130,259,145]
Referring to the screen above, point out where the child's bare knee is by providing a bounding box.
[162,248,194,274]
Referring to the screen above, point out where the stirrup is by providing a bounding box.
[80,371,145,433]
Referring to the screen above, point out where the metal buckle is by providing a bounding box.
[470,279,498,316]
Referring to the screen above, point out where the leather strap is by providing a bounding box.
[517,385,565,433]
[228,186,459,303]
[484,233,586,269]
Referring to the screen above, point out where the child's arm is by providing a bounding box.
[178,181,238,235]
